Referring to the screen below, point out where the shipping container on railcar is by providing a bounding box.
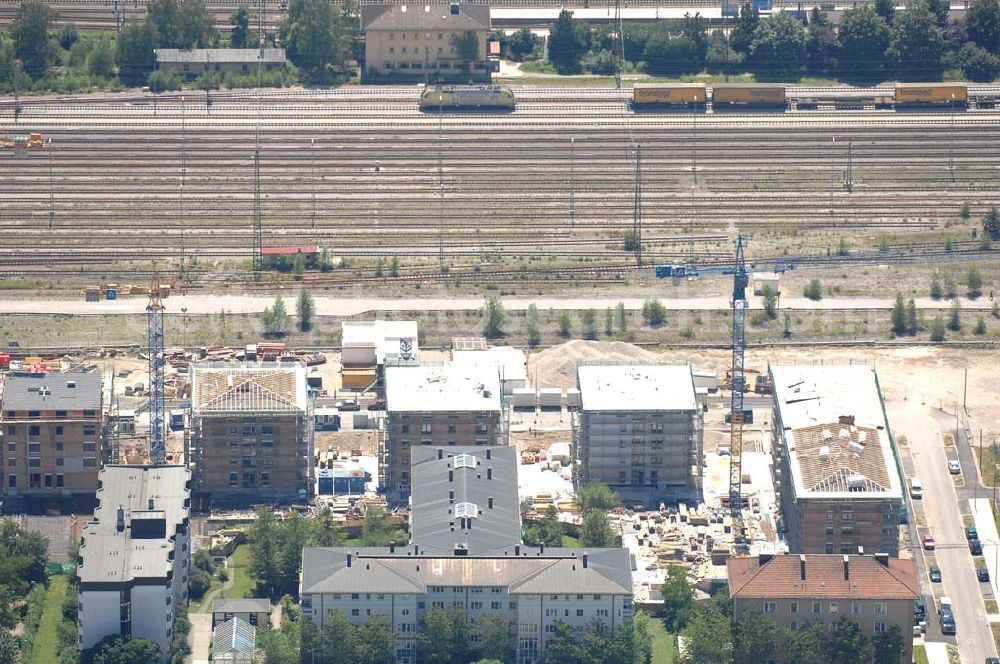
[630,83,707,110]
[419,85,516,111]
[711,83,787,110]
[894,83,968,109]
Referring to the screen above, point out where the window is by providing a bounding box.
[401,424,410,434]
[874,602,886,615]
[873,622,886,633]
[577,609,584,617]
[471,602,482,610]
[4,426,13,435]
[389,46,395,53]
[83,442,96,452]
[29,458,40,468]
[402,46,408,54]
[352,594,360,600]
[764,602,777,614]
[812,602,821,614]
[55,410,67,418]
[7,475,15,488]
[28,411,39,418]
[491,601,502,610]
[790,602,799,614]
[6,459,14,468]
[56,474,63,488]
[55,442,63,451]
[261,472,270,486]
[352,609,360,617]
[789,621,798,631]
[475,423,488,434]
[829,602,838,614]
[83,425,96,436]
[28,443,40,454]
[229,472,238,487]
[851,601,861,615]
[545,624,557,633]
[448,424,456,434]
[6,442,13,452]
[28,425,40,437]
[593,595,602,601]
[83,410,96,417]
[596,609,608,618]
[44,474,52,488]
[545,609,557,617]
[826,512,834,522]
[54,427,63,436]
[56,458,63,467]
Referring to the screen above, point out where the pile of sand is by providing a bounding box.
[527,340,662,388]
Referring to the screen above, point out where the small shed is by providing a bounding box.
[260,245,318,269]
[752,271,781,296]
[211,617,256,663]
[212,598,270,628]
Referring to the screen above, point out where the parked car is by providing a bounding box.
[985,657,999,664]
[335,399,361,411]
[914,599,926,624]
[368,398,387,411]
[929,565,942,582]
[948,459,961,474]
[967,525,979,541]
[922,534,936,550]
[970,538,983,555]
[978,567,990,582]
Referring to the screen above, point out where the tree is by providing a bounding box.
[642,298,667,326]
[785,622,827,664]
[632,612,653,664]
[644,33,702,75]
[360,506,406,547]
[577,481,619,513]
[968,266,984,298]
[310,507,344,547]
[478,612,514,664]
[968,0,1000,50]
[0,628,18,664]
[581,309,598,340]
[176,0,216,48]
[284,0,347,79]
[12,0,53,80]
[679,604,731,664]
[526,303,541,346]
[557,311,572,337]
[948,300,962,331]
[874,0,896,23]
[660,566,695,631]
[548,10,588,73]
[262,294,288,336]
[615,301,627,335]
[930,315,947,341]
[59,22,80,50]
[905,298,918,335]
[930,274,943,299]
[604,308,614,337]
[984,205,1000,240]
[580,510,615,547]
[87,38,116,78]
[959,43,1000,82]
[248,508,278,595]
[872,625,904,664]
[732,607,776,664]
[454,31,480,72]
[230,5,257,48]
[355,615,394,664]
[974,316,988,335]
[523,505,565,547]
[316,608,359,663]
[276,511,309,595]
[891,293,907,336]
[886,5,945,80]
[390,255,399,277]
[827,617,873,664]
[803,279,822,300]
[416,607,455,664]
[762,286,779,319]
[749,12,807,80]
[783,311,793,338]
[730,2,760,54]
[541,621,585,664]
[0,520,48,596]
[295,289,315,332]
[945,274,958,299]
[806,8,837,74]
[86,636,161,664]
[188,568,211,599]
[836,5,889,82]
[482,295,506,339]
[508,27,541,61]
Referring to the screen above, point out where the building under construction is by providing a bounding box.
[186,363,313,508]
[770,365,904,556]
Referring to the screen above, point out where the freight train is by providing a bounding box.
[630,82,984,112]
[419,85,516,111]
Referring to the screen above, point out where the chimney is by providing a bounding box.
[843,555,850,581]
[148,498,154,510]
[389,541,396,553]
[487,468,492,480]
[582,553,589,569]
[758,553,773,566]
[799,554,806,581]
[857,546,864,555]
[67,380,76,389]
[116,505,125,532]
[874,553,889,568]
[515,544,520,556]
[450,3,459,15]
[540,543,545,554]
[454,545,468,556]
[414,544,419,555]
[449,470,453,483]
[438,449,443,460]
[347,553,352,568]
[488,497,494,509]
[486,449,491,460]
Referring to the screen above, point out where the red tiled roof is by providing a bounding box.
[727,554,918,600]
[261,245,318,256]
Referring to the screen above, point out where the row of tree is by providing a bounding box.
[0,521,50,663]
[545,0,1000,82]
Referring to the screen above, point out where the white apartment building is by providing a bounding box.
[78,465,192,658]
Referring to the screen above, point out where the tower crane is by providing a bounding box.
[147,274,166,465]
[728,235,750,551]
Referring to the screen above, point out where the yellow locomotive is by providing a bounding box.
[419,85,516,111]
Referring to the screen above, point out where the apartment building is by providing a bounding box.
[301,445,633,664]
[383,365,504,504]
[361,3,491,82]
[187,363,313,507]
[1,372,103,505]
[728,553,918,664]
[78,465,192,658]
[770,365,904,556]
[575,365,703,503]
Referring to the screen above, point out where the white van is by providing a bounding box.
[909,477,923,499]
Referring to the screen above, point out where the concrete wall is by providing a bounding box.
[79,589,121,649]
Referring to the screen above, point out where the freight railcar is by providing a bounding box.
[419,85,516,111]
[631,83,707,110]
[711,84,787,110]
[894,83,967,109]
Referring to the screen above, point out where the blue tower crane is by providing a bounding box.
[147,276,166,465]
[728,235,749,549]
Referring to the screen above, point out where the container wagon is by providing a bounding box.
[419,85,516,111]
[711,84,787,110]
[631,83,707,110]
[894,83,967,109]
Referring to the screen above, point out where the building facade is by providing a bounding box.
[770,365,904,556]
[575,365,703,503]
[383,366,504,504]
[1,372,103,505]
[154,48,286,76]
[187,363,313,507]
[301,445,633,664]
[728,553,918,664]
[78,465,192,658]
[361,4,491,82]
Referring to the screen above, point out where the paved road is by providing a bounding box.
[892,399,998,664]
[0,294,995,317]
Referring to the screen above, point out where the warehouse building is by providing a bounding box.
[770,365,904,556]
[574,365,703,503]
[300,445,633,664]
[78,465,192,657]
[728,553,918,664]
[154,48,286,76]
[187,363,313,507]
[361,3,491,82]
[0,372,103,508]
[383,365,505,503]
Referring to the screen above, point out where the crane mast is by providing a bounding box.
[728,235,749,549]
[147,275,166,465]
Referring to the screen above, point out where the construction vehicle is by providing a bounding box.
[1,132,44,150]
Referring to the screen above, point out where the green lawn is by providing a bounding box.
[913,644,929,664]
[647,617,678,664]
[562,535,582,548]
[28,575,68,664]
[224,545,255,599]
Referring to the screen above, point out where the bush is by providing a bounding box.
[147,70,182,92]
[974,317,987,335]
[929,316,946,341]
[642,298,667,326]
[803,279,822,300]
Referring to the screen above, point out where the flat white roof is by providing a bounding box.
[386,365,502,413]
[451,347,527,382]
[342,320,419,363]
[771,365,902,500]
[577,365,697,412]
[752,271,781,280]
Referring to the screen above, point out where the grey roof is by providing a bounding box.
[78,465,191,585]
[300,546,632,596]
[154,48,286,64]
[212,598,271,615]
[212,617,256,658]
[409,446,520,555]
[362,4,490,31]
[2,372,102,411]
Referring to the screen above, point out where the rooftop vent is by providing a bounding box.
[453,454,476,470]
[847,441,864,455]
[450,3,459,14]
[818,445,830,460]
[455,502,478,519]
[67,381,76,389]
[847,474,867,489]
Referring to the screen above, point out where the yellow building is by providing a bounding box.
[361,3,491,83]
